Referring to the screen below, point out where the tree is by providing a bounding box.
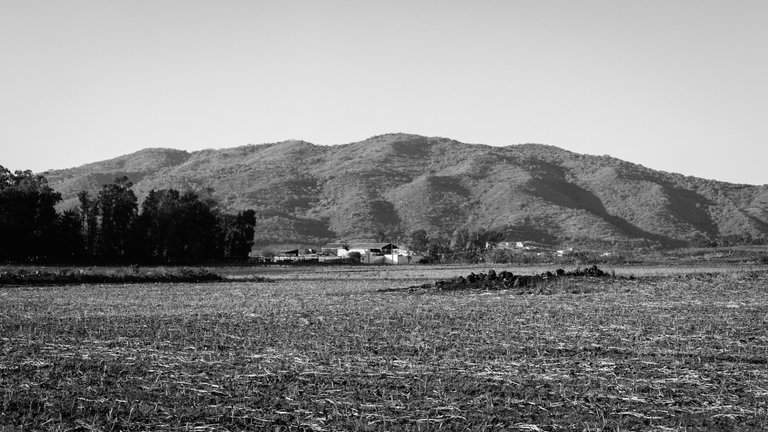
[95,177,138,260]
[0,166,61,262]
[134,189,175,261]
[450,228,504,263]
[221,210,256,260]
[177,191,220,261]
[136,189,220,263]
[78,191,98,256]
[473,228,504,250]
[408,229,429,254]
[451,228,471,252]
[51,209,84,261]
[426,236,450,262]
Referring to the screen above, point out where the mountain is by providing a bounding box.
[43,134,768,248]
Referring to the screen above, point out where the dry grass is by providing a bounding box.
[1,265,767,430]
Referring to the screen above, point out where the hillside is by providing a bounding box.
[43,134,768,248]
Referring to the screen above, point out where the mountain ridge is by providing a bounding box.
[42,134,768,248]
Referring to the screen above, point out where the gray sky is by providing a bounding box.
[1,0,766,185]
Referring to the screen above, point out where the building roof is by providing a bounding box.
[321,243,348,249]
[348,243,394,250]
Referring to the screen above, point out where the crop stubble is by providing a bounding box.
[1,266,767,431]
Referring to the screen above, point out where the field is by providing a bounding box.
[2,264,768,431]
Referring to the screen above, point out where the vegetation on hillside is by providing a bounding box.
[42,134,768,248]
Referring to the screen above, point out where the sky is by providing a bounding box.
[1,0,767,185]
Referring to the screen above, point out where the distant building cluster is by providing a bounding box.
[251,242,422,265]
[496,241,580,257]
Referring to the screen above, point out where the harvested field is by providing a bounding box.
[1,265,768,430]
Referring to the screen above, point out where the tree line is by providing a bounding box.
[407,228,505,263]
[0,167,255,264]
[406,228,629,265]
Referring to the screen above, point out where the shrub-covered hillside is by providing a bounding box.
[43,134,768,248]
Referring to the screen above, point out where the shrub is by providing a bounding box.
[348,252,362,262]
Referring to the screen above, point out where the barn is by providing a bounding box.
[320,242,419,264]
[320,243,348,256]
[347,242,395,256]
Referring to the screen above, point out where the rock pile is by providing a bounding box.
[412,265,610,292]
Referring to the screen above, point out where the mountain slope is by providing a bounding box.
[43,134,768,248]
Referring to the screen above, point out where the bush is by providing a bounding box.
[348,252,362,262]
